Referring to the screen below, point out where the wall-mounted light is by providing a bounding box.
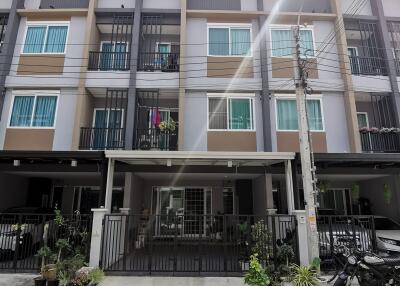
[166,159,172,167]
[227,161,233,168]
[71,160,78,167]
[13,160,20,167]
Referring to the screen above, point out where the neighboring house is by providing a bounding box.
[0,0,399,278]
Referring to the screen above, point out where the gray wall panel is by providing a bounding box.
[184,91,207,151]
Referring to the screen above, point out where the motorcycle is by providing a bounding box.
[333,247,400,286]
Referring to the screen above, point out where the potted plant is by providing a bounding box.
[158,118,177,132]
[35,246,52,286]
[244,254,271,286]
[24,0,41,9]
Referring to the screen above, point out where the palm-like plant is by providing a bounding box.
[290,264,318,286]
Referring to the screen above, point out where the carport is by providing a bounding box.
[0,151,109,214]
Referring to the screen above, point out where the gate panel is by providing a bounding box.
[0,213,92,272]
[101,214,298,275]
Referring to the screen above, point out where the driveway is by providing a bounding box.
[99,276,246,286]
[0,274,37,286]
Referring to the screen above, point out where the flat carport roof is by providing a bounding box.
[312,153,400,174]
[106,151,296,173]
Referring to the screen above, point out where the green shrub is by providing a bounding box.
[290,264,318,286]
[244,254,270,286]
[87,268,105,284]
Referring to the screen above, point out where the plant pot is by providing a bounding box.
[43,264,57,281]
[34,277,46,286]
[24,0,41,9]
[47,280,60,286]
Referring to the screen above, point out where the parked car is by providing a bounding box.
[373,216,400,253]
[0,207,53,260]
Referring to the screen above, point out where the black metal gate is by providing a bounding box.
[100,214,298,275]
[0,213,92,272]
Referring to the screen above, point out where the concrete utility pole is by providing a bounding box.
[292,26,320,263]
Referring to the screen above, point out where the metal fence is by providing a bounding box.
[317,216,377,260]
[360,131,400,153]
[349,56,387,76]
[0,213,92,272]
[79,127,125,150]
[88,51,131,71]
[135,128,178,151]
[138,52,179,72]
[101,214,298,275]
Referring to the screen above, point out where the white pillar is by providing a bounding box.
[104,159,115,211]
[293,210,311,265]
[89,208,108,267]
[285,160,295,214]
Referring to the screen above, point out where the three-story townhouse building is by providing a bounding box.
[0,0,400,277]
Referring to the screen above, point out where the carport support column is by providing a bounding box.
[285,160,295,214]
[104,159,115,211]
[89,208,108,267]
[293,210,310,265]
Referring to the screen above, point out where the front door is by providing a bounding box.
[154,187,211,236]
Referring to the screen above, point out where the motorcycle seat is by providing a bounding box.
[382,255,400,266]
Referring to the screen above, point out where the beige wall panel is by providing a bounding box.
[27,15,71,21]
[207,56,254,78]
[207,131,257,151]
[271,57,318,79]
[17,55,65,75]
[276,131,327,153]
[4,129,55,151]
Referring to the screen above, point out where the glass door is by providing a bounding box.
[154,187,211,236]
[92,109,123,149]
[157,188,184,236]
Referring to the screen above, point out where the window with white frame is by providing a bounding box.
[276,98,323,131]
[208,25,252,56]
[270,27,315,57]
[23,23,69,54]
[208,95,254,130]
[9,94,58,127]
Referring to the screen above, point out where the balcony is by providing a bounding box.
[24,0,89,9]
[360,129,400,153]
[88,51,131,71]
[349,56,387,76]
[136,128,178,151]
[138,52,179,72]
[79,127,125,150]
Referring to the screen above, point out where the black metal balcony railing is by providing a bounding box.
[360,130,400,153]
[39,0,89,9]
[349,56,387,76]
[88,51,131,71]
[138,52,179,72]
[136,128,178,151]
[79,127,125,150]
